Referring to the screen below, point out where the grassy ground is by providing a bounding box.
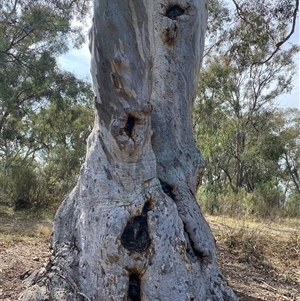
[0,204,53,244]
[0,205,299,300]
[206,214,300,300]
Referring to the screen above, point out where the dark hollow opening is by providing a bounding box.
[166,5,184,20]
[128,273,141,301]
[159,179,176,200]
[124,115,136,138]
[121,202,151,252]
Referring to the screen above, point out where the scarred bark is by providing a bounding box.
[20,1,238,300]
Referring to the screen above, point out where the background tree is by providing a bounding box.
[0,0,93,208]
[273,109,300,215]
[194,0,300,216]
[20,0,238,300]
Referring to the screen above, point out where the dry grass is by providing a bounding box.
[0,204,53,244]
[0,206,299,301]
[37,225,52,238]
[206,214,300,285]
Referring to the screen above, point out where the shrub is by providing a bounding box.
[197,183,286,219]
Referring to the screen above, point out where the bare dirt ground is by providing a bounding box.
[0,207,299,301]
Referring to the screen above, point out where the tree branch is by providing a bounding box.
[231,0,299,65]
[1,0,19,24]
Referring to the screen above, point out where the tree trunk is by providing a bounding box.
[20,1,237,300]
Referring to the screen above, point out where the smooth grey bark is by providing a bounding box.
[20,1,238,300]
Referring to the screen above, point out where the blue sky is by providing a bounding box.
[279,21,299,110]
[58,42,92,81]
[58,20,300,110]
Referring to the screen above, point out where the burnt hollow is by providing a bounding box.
[121,202,150,252]
[159,179,176,200]
[124,115,136,138]
[128,273,141,301]
[166,5,184,20]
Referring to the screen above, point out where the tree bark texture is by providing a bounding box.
[20,1,238,300]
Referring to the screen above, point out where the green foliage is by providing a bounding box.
[40,100,94,204]
[198,181,300,219]
[284,192,300,218]
[4,158,47,209]
[195,0,300,218]
[0,0,93,209]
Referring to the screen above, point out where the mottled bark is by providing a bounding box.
[20,1,238,300]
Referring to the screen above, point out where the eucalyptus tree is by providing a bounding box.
[194,0,299,198]
[0,0,91,142]
[273,109,300,196]
[0,0,92,206]
[28,93,94,207]
[20,0,237,300]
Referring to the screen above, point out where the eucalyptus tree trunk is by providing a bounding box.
[20,0,237,300]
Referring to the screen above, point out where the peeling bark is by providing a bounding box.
[20,0,238,300]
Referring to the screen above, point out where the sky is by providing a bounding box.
[58,42,92,81]
[278,21,299,110]
[58,16,300,110]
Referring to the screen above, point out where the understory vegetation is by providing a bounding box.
[197,185,300,218]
